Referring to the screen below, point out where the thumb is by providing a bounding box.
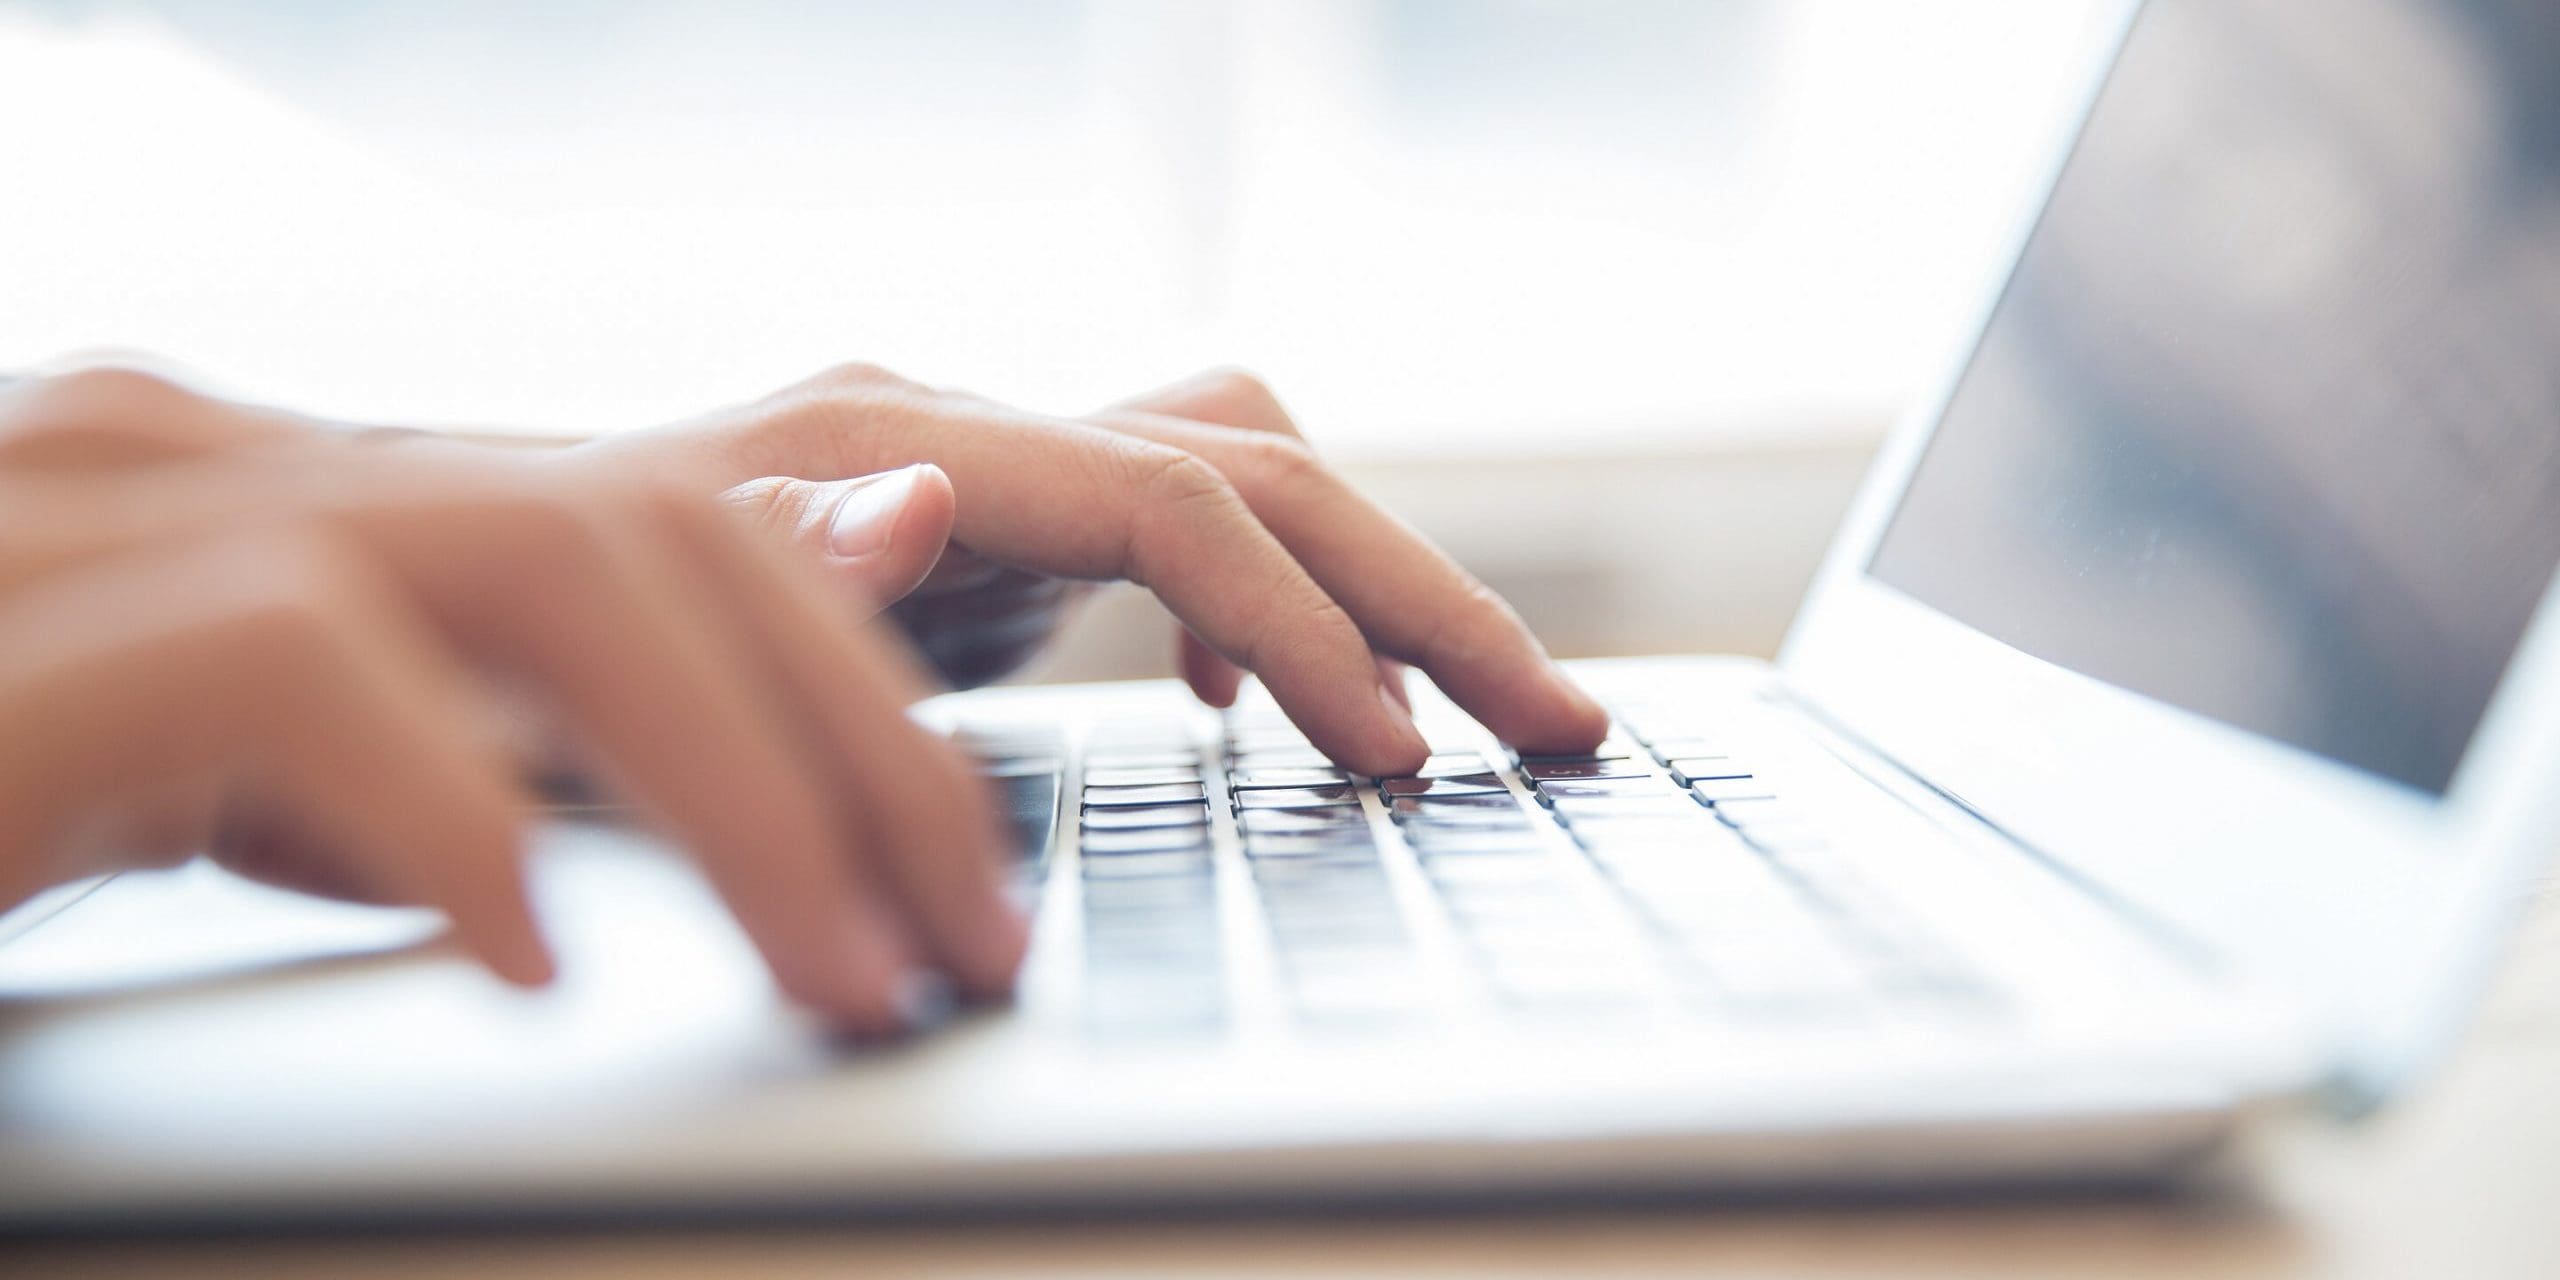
[722,464,956,615]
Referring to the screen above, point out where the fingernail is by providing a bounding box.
[827,466,924,558]
[892,970,957,1033]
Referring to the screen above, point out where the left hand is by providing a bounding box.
[577,364,1607,776]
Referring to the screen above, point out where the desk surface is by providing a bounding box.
[14,885,2559,1280]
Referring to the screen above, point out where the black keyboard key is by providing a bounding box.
[1521,760,1651,782]
[1534,777,1676,801]
[1083,750,1202,771]
[1387,793,1521,820]
[977,755,1065,778]
[1084,781,1209,807]
[1083,765,1203,788]
[1080,850,1213,880]
[1243,832,1379,860]
[1517,738,1642,765]
[1081,826,1213,856]
[1400,752,1495,779]
[1239,807,1368,836]
[1080,803,1211,832]
[1379,773,1505,797]
[1227,728,1317,754]
[1087,721,1200,752]
[1235,785,1360,810]
[1551,796,1701,825]
[1247,859,1390,891]
[1227,746,1336,770]
[1229,765,1351,789]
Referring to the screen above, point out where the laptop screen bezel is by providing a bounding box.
[1775,0,2560,1106]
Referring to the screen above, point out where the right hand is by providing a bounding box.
[583,362,1613,776]
[0,370,1024,1035]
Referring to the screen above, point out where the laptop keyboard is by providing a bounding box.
[963,705,1986,1039]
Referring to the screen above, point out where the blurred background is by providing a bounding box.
[0,0,2125,678]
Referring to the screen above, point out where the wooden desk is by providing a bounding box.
[14,886,2559,1280]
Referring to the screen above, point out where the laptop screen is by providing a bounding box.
[1867,0,2560,795]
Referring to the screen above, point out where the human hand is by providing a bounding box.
[0,370,1024,1033]
[582,364,1609,776]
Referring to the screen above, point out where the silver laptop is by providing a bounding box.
[5,0,2559,1225]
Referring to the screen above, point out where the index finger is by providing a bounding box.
[1092,374,1607,754]
[812,392,1430,775]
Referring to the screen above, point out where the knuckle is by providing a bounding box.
[1129,445,1235,511]
[1115,444,1242,586]
[1204,365,1276,408]
[717,475,801,534]
[809,360,921,395]
[1233,431,1326,497]
[10,367,197,433]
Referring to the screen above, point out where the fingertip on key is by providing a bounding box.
[1488,664,1610,756]
[1369,683,1433,775]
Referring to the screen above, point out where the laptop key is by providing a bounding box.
[988,768,1060,867]
[1238,807,1368,836]
[1690,778,1780,805]
[1235,785,1361,810]
[1534,777,1678,801]
[1080,826,1213,856]
[1401,752,1496,779]
[1521,760,1651,782]
[1227,746,1336,770]
[1666,757,1751,785]
[1080,874,1215,912]
[1404,826,1551,856]
[1243,832,1379,860]
[1082,750,1203,771]
[1551,796,1701,824]
[1084,782,1210,807]
[1080,850,1213,880]
[1517,738,1642,765]
[1080,803,1211,832]
[1387,793,1521,819]
[1419,855,1573,889]
[1379,773,1506,798]
[1644,736,1731,762]
[1710,793,1792,824]
[1229,765,1352,790]
[1083,766,1203,788]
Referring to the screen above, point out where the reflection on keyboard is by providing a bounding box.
[960,705,1985,1040]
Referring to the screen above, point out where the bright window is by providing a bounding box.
[0,0,2123,456]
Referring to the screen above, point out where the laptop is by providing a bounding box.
[5,0,2559,1225]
